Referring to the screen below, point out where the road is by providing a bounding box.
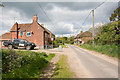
[67,45,118,78]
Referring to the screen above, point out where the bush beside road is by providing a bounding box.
[80,44,119,58]
[2,49,55,78]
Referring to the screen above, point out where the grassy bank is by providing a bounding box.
[53,55,74,78]
[2,49,55,78]
[80,44,119,58]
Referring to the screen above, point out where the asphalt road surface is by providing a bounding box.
[69,45,118,78]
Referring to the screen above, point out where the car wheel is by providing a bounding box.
[26,45,31,50]
[14,47,18,49]
[31,47,34,50]
[8,45,13,49]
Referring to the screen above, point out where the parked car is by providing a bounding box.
[3,39,36,50]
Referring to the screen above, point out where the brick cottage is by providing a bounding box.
[74,31,92,45]
[0,14,55,48]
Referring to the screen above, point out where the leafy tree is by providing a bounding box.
[95,21,120,45]
[67,36,75,44]
[109,7,120,22]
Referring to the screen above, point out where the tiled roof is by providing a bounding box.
[37,23,54,36]
[10,22,55,37]
[76,31,92,38]
[0,32,11,40]
[10,23,32,31]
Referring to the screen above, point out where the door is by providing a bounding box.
[13,39,19,48]
[19,39,25,47]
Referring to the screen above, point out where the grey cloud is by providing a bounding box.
[1,2,118,36]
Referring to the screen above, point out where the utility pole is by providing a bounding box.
[92,10,95,45]
[62,34,63,45]
[14,17,17,24]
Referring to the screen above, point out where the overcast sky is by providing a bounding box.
[0,2,118,37]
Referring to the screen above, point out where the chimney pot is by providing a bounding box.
[81,30,83,34]
[33,14,38,22]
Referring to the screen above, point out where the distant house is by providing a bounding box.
[0,32,11,48]
[0,14,55,48]
[74,31,92,45]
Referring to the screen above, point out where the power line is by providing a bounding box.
[82,1,106,26]
[82,11,92,25]
[94,1,105,10]
[36,2,57,29]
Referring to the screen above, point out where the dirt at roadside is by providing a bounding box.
[39,54,60,78]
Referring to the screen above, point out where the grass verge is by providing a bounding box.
[2,49,55,78]
[80,44,119,58]
[52,55,74,78]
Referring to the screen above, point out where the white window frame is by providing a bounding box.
[26,32,31,37]
[19,31,24,36]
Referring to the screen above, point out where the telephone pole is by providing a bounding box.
[92,10,95,45]
[14,17,17,24]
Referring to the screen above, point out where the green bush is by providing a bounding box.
[2,49,55,78]
[80,44,118,58]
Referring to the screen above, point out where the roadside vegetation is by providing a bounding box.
[52,55,75,78]
[53,36,74,48]
[80,7,120,58]
[80,44,118,58]
[2,49,55,78]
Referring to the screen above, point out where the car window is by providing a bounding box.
[19,39,25,43]
[13,39,19,42]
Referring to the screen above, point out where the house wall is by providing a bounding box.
[74,36,92,45]
[44,32,49,47]
[11,22,45,48]
[18,31,26,39]
[11,32,17,41]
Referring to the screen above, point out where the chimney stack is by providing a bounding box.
[14,22,18,39]
[81,30,83,34]
[33,14,38,22]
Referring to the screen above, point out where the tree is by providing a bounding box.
[0,3,5,7]
[95,21,120,45]
[109,7,120,22]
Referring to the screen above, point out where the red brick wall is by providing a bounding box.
[11,22,45,48]
[74,37,92,45]
[11,32,17,41]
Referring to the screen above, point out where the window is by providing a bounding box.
[52,35,54,38]
[26,32,31,37]
[79,41,82,44]
[48,34,50,38]
[19,31,23,36]
[13,39,19,42]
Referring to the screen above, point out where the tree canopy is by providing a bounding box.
[109,7,120,22]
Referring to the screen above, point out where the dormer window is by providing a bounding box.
[26,32,31,37]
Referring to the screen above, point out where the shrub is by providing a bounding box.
[2,49,55,78]
[80,44,118,58]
